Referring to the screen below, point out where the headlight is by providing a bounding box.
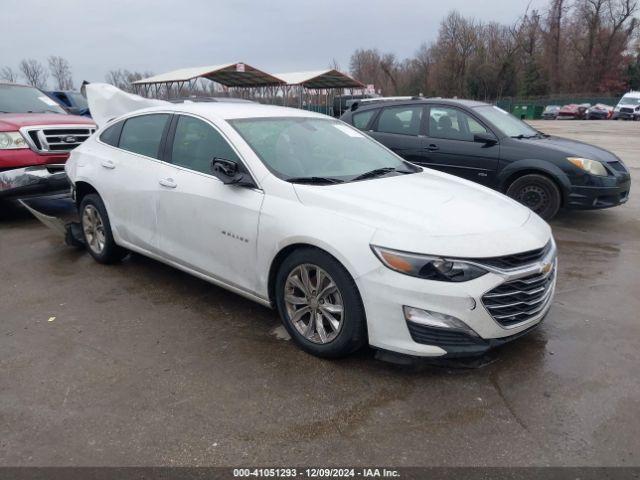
[371,246,487,282]
[0,132,28,150]
[567,157,608,176]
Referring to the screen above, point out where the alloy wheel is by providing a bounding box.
[284,264,344,344]
[82,204,106,255]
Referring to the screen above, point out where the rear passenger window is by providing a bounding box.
[376,106,423,136]
[99,121,123,147]
[119,114,169,159]
[171,115,240,175]
[352,110,376,130]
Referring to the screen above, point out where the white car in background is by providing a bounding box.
[612,91,640,120]
[65,87,556,359]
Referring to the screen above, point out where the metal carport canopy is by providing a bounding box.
[132,62,284,87]
[275,69,364,89]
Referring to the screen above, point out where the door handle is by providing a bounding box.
[101,160,115,169]
[425,144,439,151]
[159,178,177,189]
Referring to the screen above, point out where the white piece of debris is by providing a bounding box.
[86,83,168,128]
[270,325,291,341]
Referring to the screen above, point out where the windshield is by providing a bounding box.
[230,117,418,182]
[0,84,67,114]
[619,96,640,106]
[67,92,88,109]
[474,105,539,138]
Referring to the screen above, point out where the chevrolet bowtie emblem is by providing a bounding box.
[541,262,553,275]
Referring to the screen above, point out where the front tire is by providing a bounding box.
[506,174,561,220]
[275,248,367,358]
[79,194,128,264]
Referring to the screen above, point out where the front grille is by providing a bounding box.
[23,125,96,153]
[482,270,555,327]
[621,107,634,114]
[475,242,551,270]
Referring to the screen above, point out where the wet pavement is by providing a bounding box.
[1,121,639,466]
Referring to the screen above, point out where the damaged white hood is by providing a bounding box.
[86,83,169,127]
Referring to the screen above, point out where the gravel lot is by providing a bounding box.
[1,120,639,467]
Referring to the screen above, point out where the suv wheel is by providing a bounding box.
[506,174,561,220]
[79,194,128,264]
[275,248,367,358]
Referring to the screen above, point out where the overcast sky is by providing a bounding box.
[2,0,549,87]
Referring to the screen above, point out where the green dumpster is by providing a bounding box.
[512,104,544,120]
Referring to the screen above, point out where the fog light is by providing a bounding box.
[403,306,478,336]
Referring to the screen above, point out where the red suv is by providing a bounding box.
[0,82,96,198]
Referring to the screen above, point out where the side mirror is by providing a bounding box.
[474,133,498,145]
[210,158,256,187]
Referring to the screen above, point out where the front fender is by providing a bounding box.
[256,194,379,299]
[497,159,571,201]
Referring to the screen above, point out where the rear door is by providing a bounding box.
[421,105,500,186]
[367,104,428,164]
[156,114,263,291]
[93,113,171,252]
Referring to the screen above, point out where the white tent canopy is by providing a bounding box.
[132,62,284,88]
[275,69,364,89]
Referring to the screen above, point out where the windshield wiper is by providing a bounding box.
[351,167,400,181]
[511,134,539,139]
[26,110,63,114]
[286,176,344,185]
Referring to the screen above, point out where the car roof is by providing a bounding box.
[348,97,489,113]
[129,102,329,121]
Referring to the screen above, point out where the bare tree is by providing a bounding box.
[347,2,639,100]
[568,0,638,91]
[48,56,74,90]
[105,69,154,93]
[328,58,341,71]
[19,59,48,89]
[414,43,434,95]
[544,0,568,91]
[0,66,19,83]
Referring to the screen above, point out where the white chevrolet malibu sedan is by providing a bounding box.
[65,99,556,359]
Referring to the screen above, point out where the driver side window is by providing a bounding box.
[171,115,240,175]
[428,107,487,142]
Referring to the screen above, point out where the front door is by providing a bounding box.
[156,114,264,293]
[421,106,500,187]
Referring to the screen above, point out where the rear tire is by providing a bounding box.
[79,194,128,264]
[506,174,561,220]
[275,247,367,358]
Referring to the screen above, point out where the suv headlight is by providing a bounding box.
[371,246,487,282]
[0,132,28,150]
[567,157,608,176]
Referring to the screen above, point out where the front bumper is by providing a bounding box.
[405,321,544,358]
[587,112,610,120]
[567,176,631,209]
[0,164,69,199]
[357,242,557,358]
[612,111,636,120]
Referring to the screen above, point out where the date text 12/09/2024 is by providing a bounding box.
[232,468,400,478]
